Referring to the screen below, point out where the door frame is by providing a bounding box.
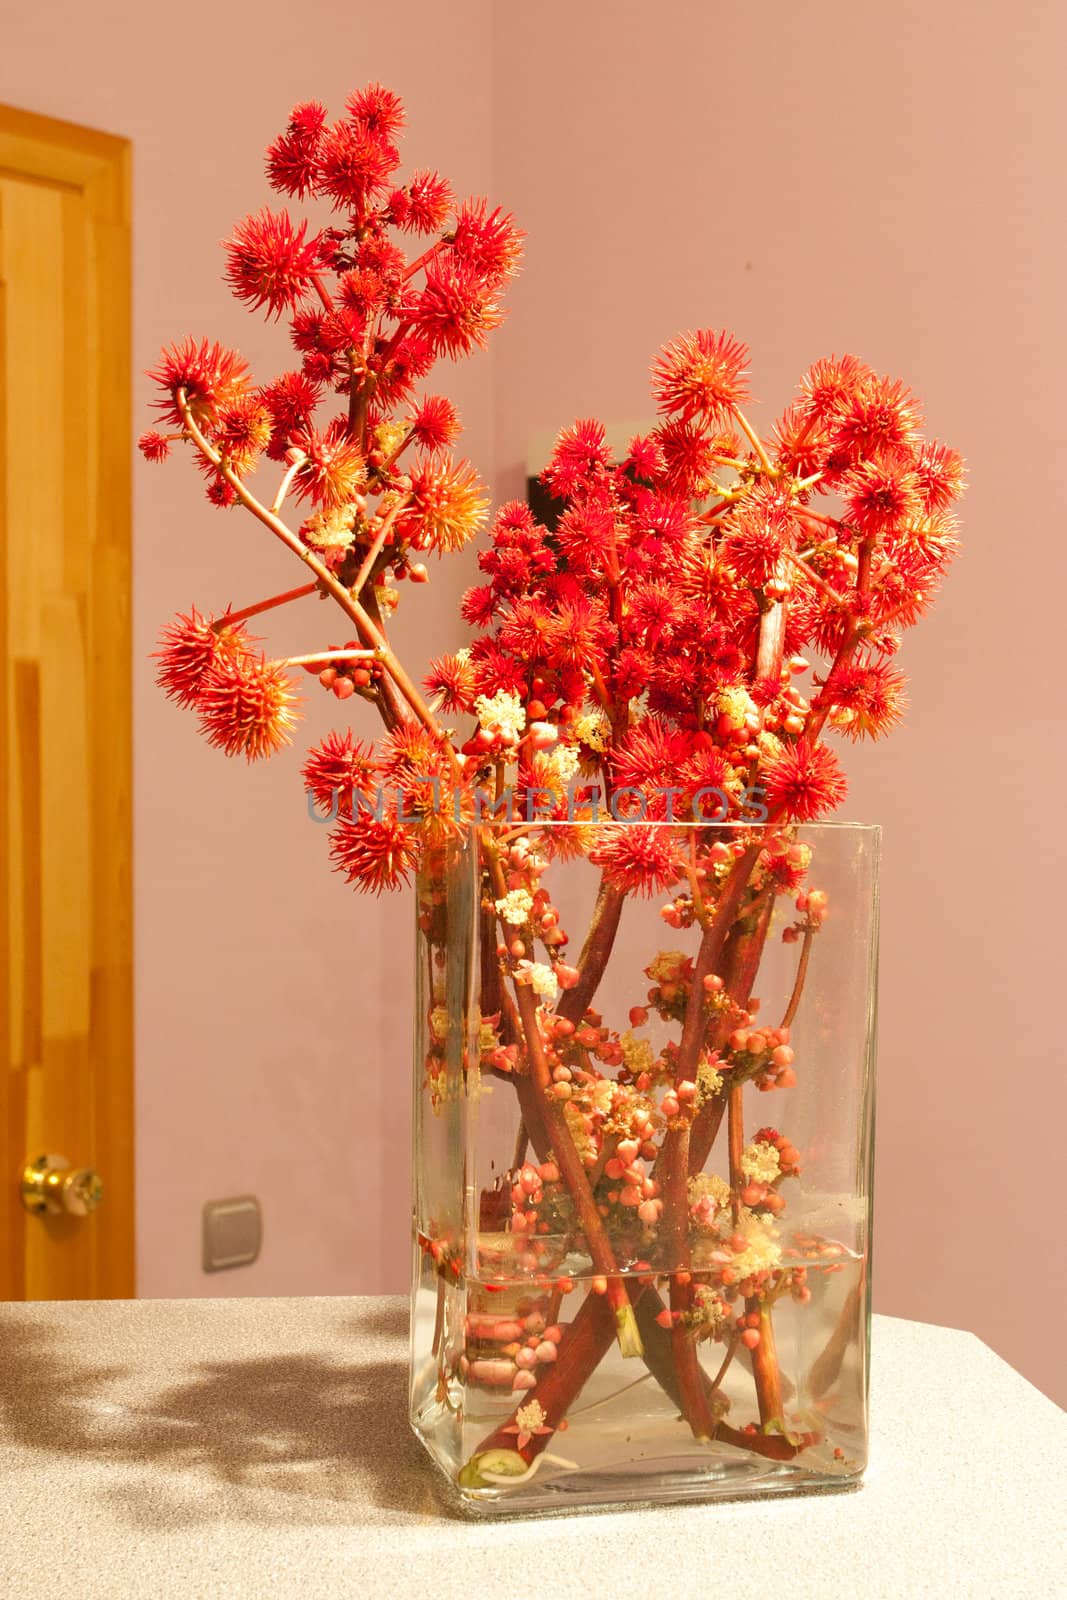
[0,104,133,1298]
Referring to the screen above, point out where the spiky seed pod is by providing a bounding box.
[196,652,300,761]
[762,740,849,822]
[302,730,379,814]
[402,457,489,553]
[154,608,253,709]
[149,338,249,429]
[328,808,420,894]
[651,329,751,425]
[590,825,682,897]
[224,209,324,318]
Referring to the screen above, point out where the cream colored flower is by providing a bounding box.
[696,1052,724,1102]
[477,1015,500,1057]
[573,709,610,753]
[693,1283,729,1333]
[522,961,559,1004]
[740,1141,781,1185]
[495,888,534,926]
[475,689,526,742]
[688,1172,732,1215]
[514,1398,547,1433]
[545,743,580,785]
[730,1211,782,1280]
[429,1005,450,1045]
[564,1101,595,1162]
[620,1030,655,1078]
[646,950,689,983]
[718,686,758,726]
[300,505,357,559]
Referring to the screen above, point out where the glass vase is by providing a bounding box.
[410,820,879,1515]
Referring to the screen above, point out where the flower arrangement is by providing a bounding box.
[146,83,962,1506]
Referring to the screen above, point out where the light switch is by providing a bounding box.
[202,1195,262,1271]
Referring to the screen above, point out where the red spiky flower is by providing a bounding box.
[150,337,249,428]
[590,825,682,897]
[302,730,379,814]
[651,329,750,424]
[542,419,612,498]
[315,118,397,211]
[832,375,923,463]
[825,661,908,741]
[213,395,273,471]
[401,458,488,553]
[345,83,406,140]
[328,808,420,894]
[224,209,324,318]
[914,440,966,511]
[266,102,327,199]
[448,201,525,286]
[138,430,171,463]
[196,652,300,761]
[725,487,798,586]
[424,651,477,714]
[408,394,461,451]
[258,371,323,460]
[845,456,922,536]
[762,741,849,821]
[154,608,253,708]
[293,421,366,508]
[800,353,874,419]
[398,169,455,234]
[415,260,503,358]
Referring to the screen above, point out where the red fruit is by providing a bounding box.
[319,667,338,687]
[333,677,355,700]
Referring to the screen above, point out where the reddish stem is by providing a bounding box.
[661,1124,717,1440]
[485,848,640,1355]
[465,1281,808,1479]
[217,580,318,629]
[749,1299,785,1427]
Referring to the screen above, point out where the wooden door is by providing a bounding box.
[0,105,133,1299]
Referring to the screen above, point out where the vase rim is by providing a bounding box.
[461,819,883,834]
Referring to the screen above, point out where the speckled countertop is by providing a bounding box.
[0,1297,1062,1598]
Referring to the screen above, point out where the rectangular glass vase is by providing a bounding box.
[410,821,879,1515]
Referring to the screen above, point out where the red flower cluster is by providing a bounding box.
[451,329,963,866]
[147,84,963,906]
[145,81,521,578]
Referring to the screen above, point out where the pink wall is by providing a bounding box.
[1,0,495,1298]
[3,0,1063,1407]
[490,2,1067,1405]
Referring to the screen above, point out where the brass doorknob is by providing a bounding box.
[21,1154,104,1217]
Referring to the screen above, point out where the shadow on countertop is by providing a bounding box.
[0,1304,460,1530]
